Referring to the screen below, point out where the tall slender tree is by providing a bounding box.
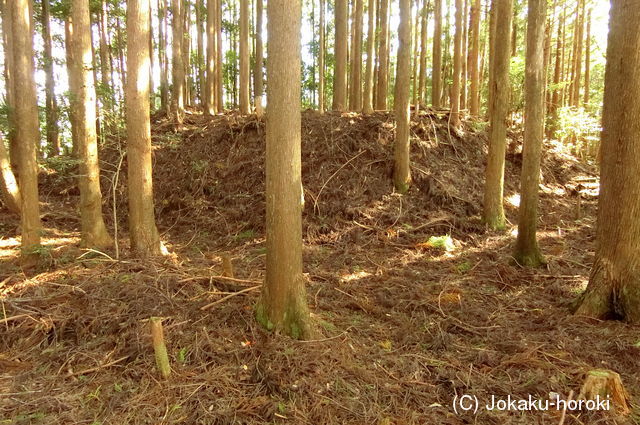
[333,0,348,111]
[196,0,205,104]
[450,0,463,127]
[254,0,264,116]
[41,0,60,156]
[256,0,314,339]
[171,0,185,122]
[158,0,169,112]
[416,0,429,113]
[362,0,376,114]
[393,0,412,194]
[239,0,250,114]
[127,0,165,256]
[205,0,216,115]
[583,7,591,106]
[514,0,546,267]
[9,0,42,264]
[483,0,512,230]
[575,0,640,323]
[318,0,326,113]
[68,0,113,250]
[215,0,223,110]
[375,0,389,110]
[432,0,442,107]
[468,0,480,115]
[349,0,363,111]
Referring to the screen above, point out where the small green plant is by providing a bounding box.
[177,347,189,364]
[456,260,472,274]
[424,235,455,252]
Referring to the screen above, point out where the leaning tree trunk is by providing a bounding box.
[482,0,512,230]
[333,0,348,111]
[513,0,546,267]
[126,0,165,257]
[69,0,113,250]
[393,0,412,194]
[256,0,315,339]
[2,0,18,169]
[9,0,42,265]
[575,0,640,323]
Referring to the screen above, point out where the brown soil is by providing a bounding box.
[0,110,637,425]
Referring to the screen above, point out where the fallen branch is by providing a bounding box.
[67,355,129,377]
[200,285,261,311]
[179,275,261,285]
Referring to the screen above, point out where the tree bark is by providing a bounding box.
[450,0,463,127]
[126,0,165,257]
[171,0,185,122]
[9,0,42,264]
[257,0,314,339]
[2,0,18,169]
[239,0,250,114]
[575,0,640,323]
[333,0,348,111]
[41,0,60,157]
[432,0,442,108]
[514,0,546,267]
[393,0,412,194]
[482,0,512,230]
[468,0,480,115]
[0,136,21,214]
[375,0,389,110]
[68,0,113,250]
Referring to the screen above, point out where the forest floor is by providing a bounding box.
[0,110,638,425]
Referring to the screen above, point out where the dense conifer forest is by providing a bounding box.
[0,0,638,423]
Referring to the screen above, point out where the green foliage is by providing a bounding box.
[509,56,526,114]
[554,106,600,155]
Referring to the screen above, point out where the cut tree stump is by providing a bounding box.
[578,369,630,415]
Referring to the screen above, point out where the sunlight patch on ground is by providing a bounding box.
[506,193,520,208]
[340,270,372,283]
